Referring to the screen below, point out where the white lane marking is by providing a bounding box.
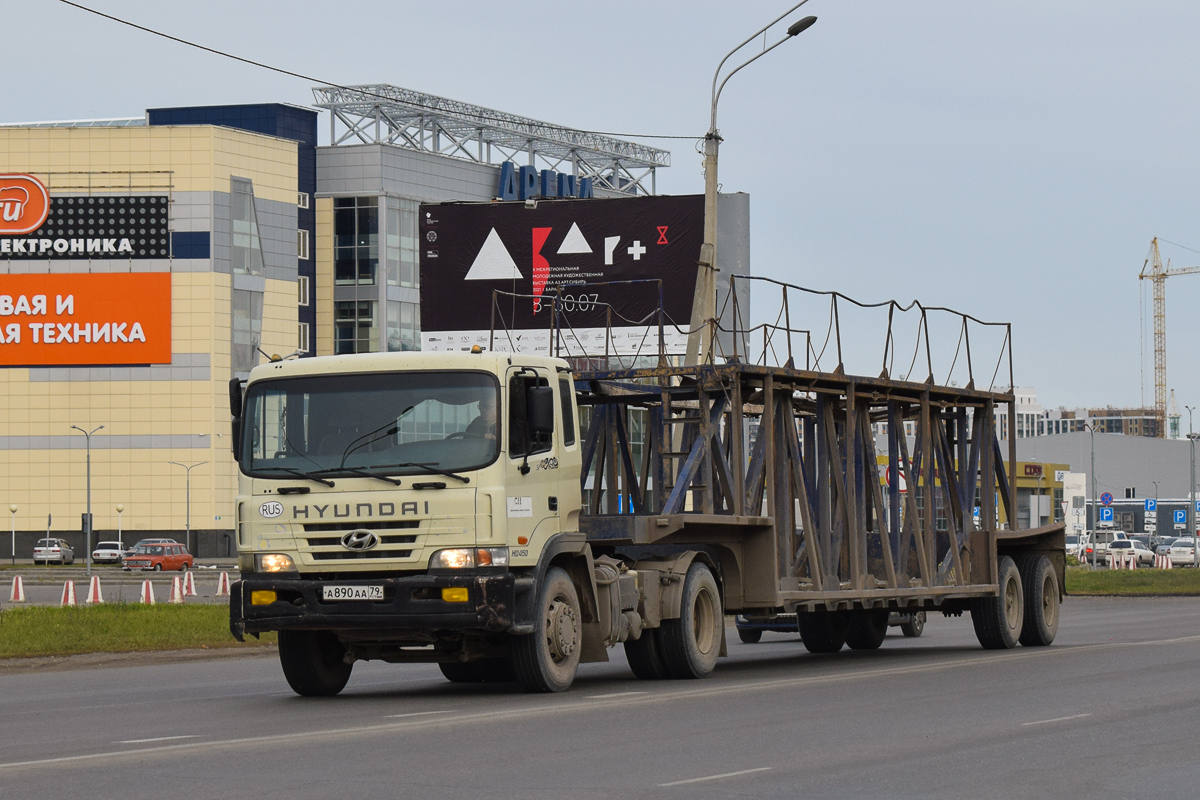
[385,710,453,719]
[115,735,201,744]
[1021,713,1092,727]
[659,767,772,787]
[588,691,647,699]
[4,633,1200,772]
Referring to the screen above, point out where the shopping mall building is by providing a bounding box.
[0,86,749,556]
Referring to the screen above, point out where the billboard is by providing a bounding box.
[419,195,704,356]
[0,273,172,365]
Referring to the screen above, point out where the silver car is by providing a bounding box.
[32,538,75,565]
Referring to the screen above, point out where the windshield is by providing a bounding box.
[35,539,59,548]
[240,370,500,479]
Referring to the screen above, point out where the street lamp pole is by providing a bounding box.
[1188,407,1197,567]
[8,504,16,566]
[115,504,124,550]
[683,3,818,366]
[168,461,208,556]
[1085,422,1097,569]
[70,424,104,577]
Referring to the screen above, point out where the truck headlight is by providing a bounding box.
[255,553,297,572]
[430,547,508,569]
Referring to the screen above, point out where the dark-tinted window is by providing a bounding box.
[559,378,576,447]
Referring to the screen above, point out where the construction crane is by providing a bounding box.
[1139,237,1200,436]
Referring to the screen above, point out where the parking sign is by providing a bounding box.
[1145,498,1157,512]
[1099,507,1115,523]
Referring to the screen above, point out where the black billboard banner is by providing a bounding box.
[419,195,703,355]
[0,195,170,260]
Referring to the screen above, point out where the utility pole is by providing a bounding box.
[1189,407,1197,566]
[70,424,104,577]
[169,461,208,556]
[1085,422,1097,570]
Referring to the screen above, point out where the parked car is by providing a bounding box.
[91,541,125,564]
[32,538,74,565]
[122,542,192,572]
[1107,538,1154,566]
[130,537,177,549]
[1168,537,1197,567]
[1085,529,1128,561]
[1155,537,1179,556]
[1065,533,1088,560]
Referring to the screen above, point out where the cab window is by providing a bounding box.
[559,377,576,447]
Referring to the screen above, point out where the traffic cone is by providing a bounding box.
[1165,555,1173,570]
[140,579,155,605]
[183,570,197,597]
[85,575,104,604]
[215,571,231,597]
[60,580,77,607]
[168,575,183,604]
[8,575,25,602]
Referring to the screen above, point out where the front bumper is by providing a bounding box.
[230,572,520,640]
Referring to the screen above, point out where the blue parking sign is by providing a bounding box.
[1175,509,1187,525]
[1099,507,1114,522]
[1195,500,1200,514]
[1145,498,1157,512]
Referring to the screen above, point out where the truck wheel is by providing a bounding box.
[472,657,515,683]
[438,662,480,683]
[797,610,850,653]
[900,611,926,638]
[510,567,581,693]
[1017,554,1059,647]
[845,610,889,650]
[971,555,1024,649]
[659,563,723,679]
[624,627,670,680]
[737,627,763,644]
[278,630,353,697]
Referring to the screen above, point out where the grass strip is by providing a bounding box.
[0,604,276,659]
[1066,566,1200,596]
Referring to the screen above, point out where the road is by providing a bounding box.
[0,597,1197,798]
[1,565,232,606]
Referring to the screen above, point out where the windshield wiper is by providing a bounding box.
[311,466,402,486]
[252,466,336,487]
[368,461,470,484]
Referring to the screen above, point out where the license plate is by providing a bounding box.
[322,585,384,601]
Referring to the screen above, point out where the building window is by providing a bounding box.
[297,191,310,209]
[334,197,378,286]
[297,275,310,307]
[298,322,310,353]
[386,300,420,352]
[297,229,309,261]
[335,300,377,355]
[231,178,264,276]
[385,197,420,289]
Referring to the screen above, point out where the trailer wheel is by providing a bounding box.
[797,610,850,653]
[971,555,1024,649]
[278,630,353,697]
[438,662,479,683]
[624,627,670,680]
[659,563,722,679]
[737,627,763,644]
[510,566,581,693]
[900,611,926,638]
[845,610,889,650]
[1017,554,1059,647]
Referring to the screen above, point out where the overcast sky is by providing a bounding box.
[8,1,1200,414]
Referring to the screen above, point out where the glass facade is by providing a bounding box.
[334,300,377,355]
[334,197,378,286]
[230,177,265,374]
[386,300,420,352]
[385,197,420,288]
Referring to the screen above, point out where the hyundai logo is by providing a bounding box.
[340,530,380,551]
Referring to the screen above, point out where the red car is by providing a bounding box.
[122,543,193,571]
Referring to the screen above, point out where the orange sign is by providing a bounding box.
[0,175,50,235]
[0,273,171,365]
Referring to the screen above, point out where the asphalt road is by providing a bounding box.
[0,597,1197,799]
[1,566,232,606]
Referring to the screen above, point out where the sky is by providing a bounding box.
[6,0,1200,412]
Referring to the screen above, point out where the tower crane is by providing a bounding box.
[1139,237,1200,436]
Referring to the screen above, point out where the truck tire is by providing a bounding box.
[472,657,515,683]
[797,610,850,653]
[510,567,581,693]
[971,555,1024,649]
[737,627,763,644]
[438,662,479,683]
[278,630,353,697]
[659,563,723,679]
[845,609,889,650]
[900,611,926,638]
[624,627,671,680]
[1017,554,1059,647]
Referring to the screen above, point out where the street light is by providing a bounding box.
[168,461,208,556]
[70,424,104,577]
[115,504,124,550]
[684,2,818,366]
[1083,422,1098,569]
[8,504,16,566]
[1188,406,1197,567]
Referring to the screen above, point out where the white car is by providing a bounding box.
[32,538,75,565]
[1169,537,1197,567]
[91,541,125,564]
[1065,533,1088,560]
[1107,538,1154,567]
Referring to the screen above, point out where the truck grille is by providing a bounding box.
[311,550,413,561]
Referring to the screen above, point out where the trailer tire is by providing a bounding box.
[797,610,850,654]
[1017,554,1059,647]
[278,630,353,697]
[659,563,722,679]
[624,627,671,680]
[510,566,581,693]
[845,610,889,650]
[737,627,763,644]
[971,555,1024,649]
[900,611,926,638]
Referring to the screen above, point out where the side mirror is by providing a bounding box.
[228,377,243,418]
[527,386,554,435]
